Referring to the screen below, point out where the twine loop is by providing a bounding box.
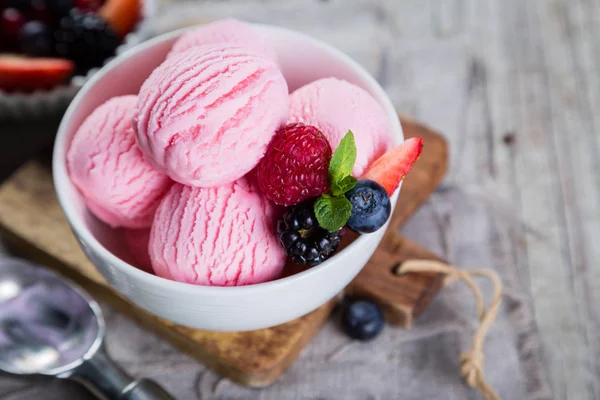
[395,259,503,400]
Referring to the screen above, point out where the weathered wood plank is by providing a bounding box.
[469,0,600,398]
[528,0,600,397]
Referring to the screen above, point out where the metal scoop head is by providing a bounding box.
[0,258,103,377]
[0,258,172,400]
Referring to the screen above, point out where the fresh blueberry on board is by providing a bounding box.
[341,299,385,341]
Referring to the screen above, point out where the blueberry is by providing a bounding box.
[345,179,391,233]
[341,299,384,341]
[19,20,53,56]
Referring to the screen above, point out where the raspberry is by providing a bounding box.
[257,123,332,206]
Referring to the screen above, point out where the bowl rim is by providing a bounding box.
[52,23,404,295]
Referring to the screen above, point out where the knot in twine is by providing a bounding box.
[395,260,503,400]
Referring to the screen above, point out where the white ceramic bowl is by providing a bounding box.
[53,24,404,332]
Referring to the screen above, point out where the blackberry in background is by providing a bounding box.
[54,10,119,72]
[46,0,74,18]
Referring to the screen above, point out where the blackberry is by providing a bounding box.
[277,203,343,266]
[54,10,120,72]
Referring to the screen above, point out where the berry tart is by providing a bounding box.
[0,0,153,119]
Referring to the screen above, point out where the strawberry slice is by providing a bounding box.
[0,55,74,91]
[362,137,424,196]
[99,0,141,38]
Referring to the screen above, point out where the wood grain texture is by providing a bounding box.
[0,116,446,387]
[317,0,600,396]
[346,232,444,327]
[449,1,600,398]
[392,115,448,230]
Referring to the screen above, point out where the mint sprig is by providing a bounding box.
[331,175,357,197]
[314,130,358,231]
[328,131,356,185]
[314,194,353,231]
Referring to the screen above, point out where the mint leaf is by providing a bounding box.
[328,130,357,186]
[331,175,357,197]
[318,130,357,230]
[314,194,353,231]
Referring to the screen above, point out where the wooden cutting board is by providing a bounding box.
[0,116,447,387]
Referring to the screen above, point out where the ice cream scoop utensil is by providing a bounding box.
[0,258,173,400]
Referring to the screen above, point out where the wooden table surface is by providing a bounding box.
[157,1,600,398]
[1,0,598,399]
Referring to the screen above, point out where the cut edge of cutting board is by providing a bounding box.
[0,115,448,387]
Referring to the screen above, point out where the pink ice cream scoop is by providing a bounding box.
[136,43,289,188]
[167,18,276,62]
[149,179,285,286]
[68,95,172,229]
[288,78,392,176]
[125,228,153,273]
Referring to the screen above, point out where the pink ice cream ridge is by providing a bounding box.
[149,180,285,286]
[168,18,277,62]
[125,228,153,273]
[288,78,392,176]
[136,43,289,188]
[67,95,172,229]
